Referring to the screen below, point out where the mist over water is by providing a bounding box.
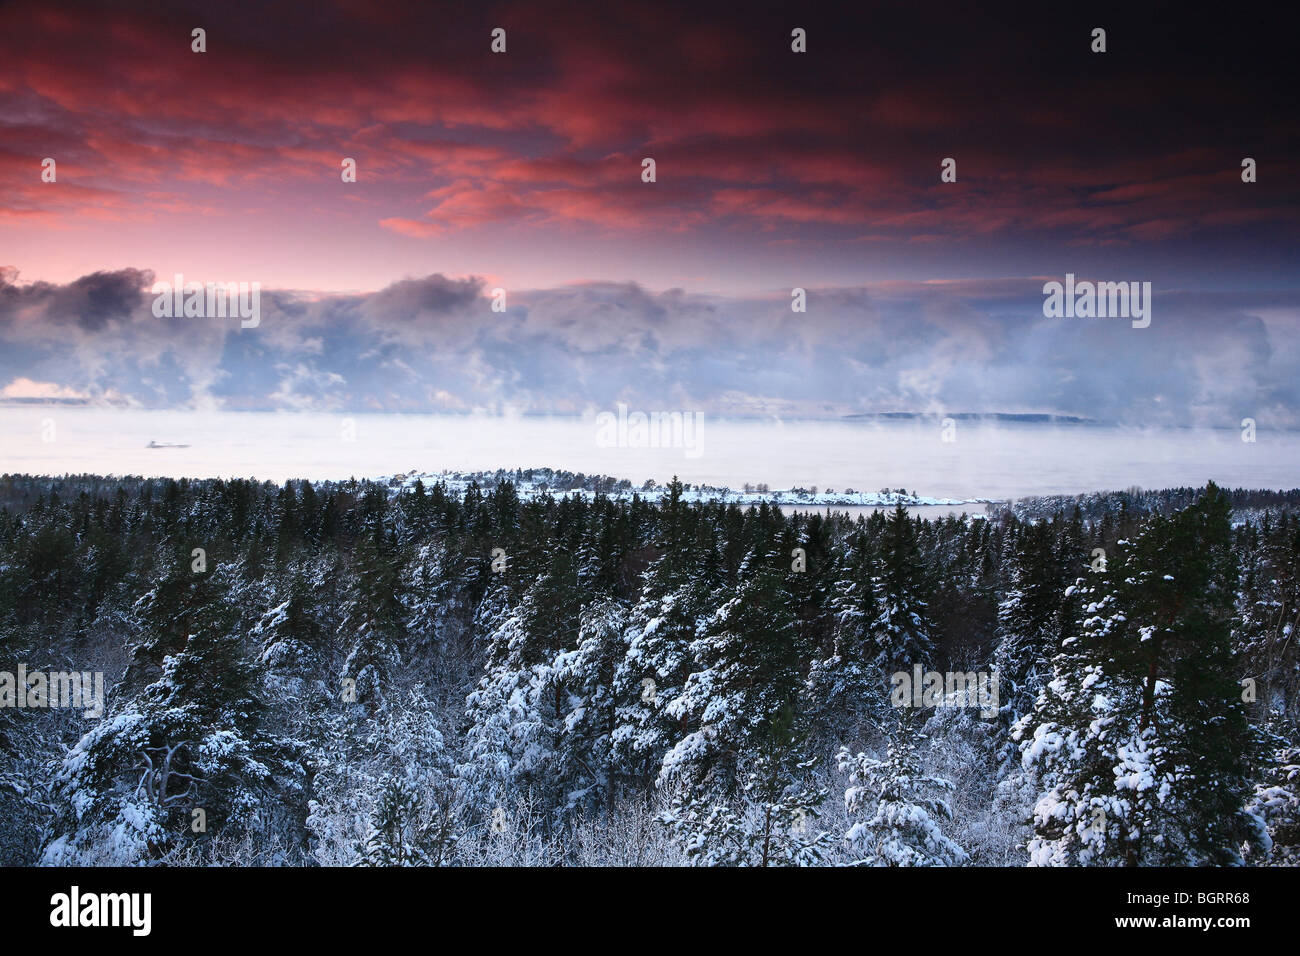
[1,407,1295,500]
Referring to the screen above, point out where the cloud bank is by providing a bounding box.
[1,268,1296,428]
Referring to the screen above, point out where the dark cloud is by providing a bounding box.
[51,269,152,331]
[0,268,153,330]
[2,1,1296,260]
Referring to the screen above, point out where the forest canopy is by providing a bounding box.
[0,472,1296,866]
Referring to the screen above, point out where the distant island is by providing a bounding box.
[388,468,1000,509]
[841,412,1095,424]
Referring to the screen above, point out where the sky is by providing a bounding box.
[1,1,1297,425]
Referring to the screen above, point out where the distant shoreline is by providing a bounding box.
[391,470,1002,510]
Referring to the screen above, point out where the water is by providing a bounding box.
[1,407,1295,500]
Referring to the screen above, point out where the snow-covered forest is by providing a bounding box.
[1,473,1296,866]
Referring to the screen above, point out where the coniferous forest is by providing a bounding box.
[1,472,1296,867]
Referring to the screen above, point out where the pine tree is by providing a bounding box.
[660,544,804,787]
[660,705,831,866]
[1019,482,1259,865]
[872,505,934,675]
[255,566,326,679]
[1248,743,1300,865]
[992,520,1062,760]
[340,527,408,707]
[809,527,888,739]
[613,557,705,785]
[361,776,428,866]
[459,580,561,811]
[839,711,967,866]
[44,560,304,864]
[549,595,632,815]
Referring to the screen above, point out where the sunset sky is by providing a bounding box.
[2,1,1297,424]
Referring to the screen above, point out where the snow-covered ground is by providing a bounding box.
[387,469,1002,509]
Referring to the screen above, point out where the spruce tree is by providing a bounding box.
[1019,482,1258,865]
[872,504,934,675]
[839,711,967,866]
